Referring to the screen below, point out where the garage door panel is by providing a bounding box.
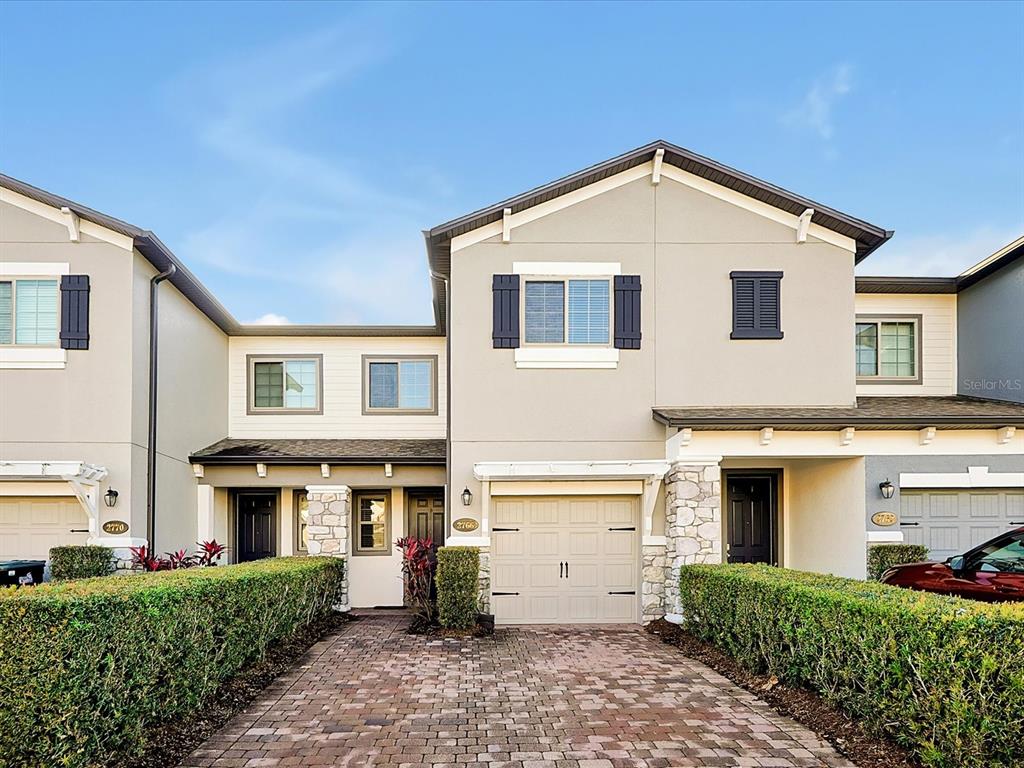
[969,493,1000,519]
[0,497,89,561]
[494,500,526,526]
[491,495,638,625]
[901,489,1024,561]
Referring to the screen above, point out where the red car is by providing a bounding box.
[880,527,1024,602]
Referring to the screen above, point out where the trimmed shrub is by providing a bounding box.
[436,546,480,629]
[678,564,1024,768]
[867,543,929,580]
[48,545,114,581]
[0,556,344,767]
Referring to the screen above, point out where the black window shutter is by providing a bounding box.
[730,271,783,339]
[613,275,641,349]
[59,274,90,350]
[492,274,520,348]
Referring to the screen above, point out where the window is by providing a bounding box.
[294,490,309,553]
[0,279,59,346]
[524,279,609,345]
[363,356,437,413]
[971,531,1024,574]
[730,271,783,339]
[855,317,920,383]
[353,491,390,555]
[247,355,322,413]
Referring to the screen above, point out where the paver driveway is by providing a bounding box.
[181,611,855,768]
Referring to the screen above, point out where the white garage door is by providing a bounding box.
[901,489,1024,561]
[490,495,639,624]
[0,497,90,560]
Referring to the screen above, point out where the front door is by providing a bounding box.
[726,475,776,564]
[407,490,446,545]
[237,492,276,562]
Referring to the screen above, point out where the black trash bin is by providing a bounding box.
[0,560,46,587]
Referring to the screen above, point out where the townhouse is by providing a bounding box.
[1,142,1022,623]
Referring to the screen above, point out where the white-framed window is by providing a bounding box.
[363,356,437,414]
[856,316,921,383]
[247,355,322,413]
[0,278,59,346]
[352,491,391,555]
[523,278,610,346]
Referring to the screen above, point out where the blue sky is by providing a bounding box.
[2,1,1022,325]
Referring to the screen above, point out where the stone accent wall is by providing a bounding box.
[477,546,491,613]
[663,461,722,618]
[641,543,667,623]
[305,485,350,611]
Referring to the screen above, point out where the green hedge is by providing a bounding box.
[436,546,479,629]
[49,545,114,581]
[867,543,929,580]
[0,556,344,767]
[678,564,1024,768]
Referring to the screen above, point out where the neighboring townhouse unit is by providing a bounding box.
[0,175,229,563]
[427,141,1024,624]
[2,141,1022,625]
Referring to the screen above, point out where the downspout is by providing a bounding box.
[146,263,176,552]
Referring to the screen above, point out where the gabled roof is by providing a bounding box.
[855,234,1024,294]
[0,172,446,334]
[653,396,1024,431]
[425,139,893,277]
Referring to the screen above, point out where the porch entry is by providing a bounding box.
[406,489,446,544]
[236,492,277,562]
[725,473,778,565]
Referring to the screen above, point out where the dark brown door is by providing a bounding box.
[407,491,446,545]
[727,476,776,564]
[237,493,276,562]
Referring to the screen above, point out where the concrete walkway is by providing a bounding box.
[181,612,855,768]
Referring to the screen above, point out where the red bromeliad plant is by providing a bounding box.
[396,536,437,625]
[128,540,227,572]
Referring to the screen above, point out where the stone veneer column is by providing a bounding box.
[664,460,722,620]
[641,543,668,623]
[305,485,350,611]
[477,547,491,613]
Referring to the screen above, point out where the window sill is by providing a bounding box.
[514,346,619,369]
[730,330,784,340]
[0,347,66,369]
[857,377,922,386]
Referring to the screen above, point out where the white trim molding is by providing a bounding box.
[513,261,621,276]
[867,531,905,543]
[0,261,70,276]
[514,345,619,369]
[305,484,351,494]
[474,459,671,482]
[899,466,1024,489]
[0,347,67,369]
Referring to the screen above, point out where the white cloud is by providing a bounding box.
[248,313,291,325]
[782,64,853,140]
[858,226,1022,276]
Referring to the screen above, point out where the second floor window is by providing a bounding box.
[0,279,59,346]
[856,317,919,382]
[248,356,322,413]
[524,279,610,345]
[364,356,437,413]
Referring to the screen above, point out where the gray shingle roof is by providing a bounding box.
[653,396,1024,430]
[189,438,447,464]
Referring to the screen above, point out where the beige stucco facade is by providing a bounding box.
[0,193,227,555]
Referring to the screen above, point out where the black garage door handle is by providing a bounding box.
[491,591,519,596]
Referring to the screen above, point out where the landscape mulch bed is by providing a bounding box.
[120,611,355,768]
[646,619,919,768]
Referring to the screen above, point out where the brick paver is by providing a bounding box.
[181,611,856,768]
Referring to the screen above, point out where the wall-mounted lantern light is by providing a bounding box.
[461,487,473,506]
[879,479,896,500]
[104,488,119,508]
